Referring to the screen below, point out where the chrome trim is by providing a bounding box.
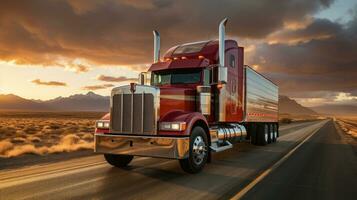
[141,91,144,133]
[131,92,134,133]
[95,134,189,159]
[111,85,160,135]
[120,93,123,132]
[153,30,160,63]
[197,86,211,115]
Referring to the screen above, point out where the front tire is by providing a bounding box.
[179,127,208,174]
[104,154,134,168]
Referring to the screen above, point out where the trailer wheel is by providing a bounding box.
[273,124,278,142]
[269,124,274,143]
[258,124,268,146]
[179,126,208,174]
[104,154,134,168]
[250,125,258,145]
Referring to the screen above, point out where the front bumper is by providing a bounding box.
[94,134,190,159]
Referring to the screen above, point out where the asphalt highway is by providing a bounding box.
[240,120,357,200]
[1,120,353,200]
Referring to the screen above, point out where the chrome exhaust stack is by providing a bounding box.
[153,30,160,63]
[218,18,228,83]
[217,18,228,122]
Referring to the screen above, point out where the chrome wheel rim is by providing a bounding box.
[192,136,206,165]
[265,132,268,142]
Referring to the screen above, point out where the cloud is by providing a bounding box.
[82,84,114,90]
[2,0,357,107]
[249,14,357,98]
[31,79,67,87]
[64,63,91,73]
[267,18,340,45]
[0,0,333,68]
[96,75,137,82]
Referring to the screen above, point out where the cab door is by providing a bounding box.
[225,48,240,121]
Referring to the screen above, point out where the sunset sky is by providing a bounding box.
[0,0,356,108]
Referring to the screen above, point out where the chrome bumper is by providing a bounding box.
[94,134,190,159]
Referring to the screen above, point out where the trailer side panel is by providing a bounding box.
[244,66,278,122]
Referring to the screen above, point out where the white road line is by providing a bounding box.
[17,160,174,200]
[230,120,328,200]
[0,157,150,189]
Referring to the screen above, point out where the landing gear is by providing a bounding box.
[104,154,134,168]
[179,126,208,174]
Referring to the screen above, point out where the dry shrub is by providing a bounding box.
[82,133,93,140]
[11,137,28,144]
[28,136,42,143]
[0,127,16,135]
[0,112,97,158]
[24,127,37,134]
[5,144,46,157]
[1,135,93,157]
[49,124,61,129]
[0,140,14,154]
[49,129,64,135]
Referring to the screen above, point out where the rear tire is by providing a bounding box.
[250,125,258,145]
[257,124,268,146]
[269,124,274,143]
[273,123,278,142]
[179,126,208,174]
[104,154,134,168]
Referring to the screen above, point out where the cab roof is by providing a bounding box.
[148,40,238,72]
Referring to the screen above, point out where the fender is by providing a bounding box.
[158,110,209,136]
[101,113,110,120]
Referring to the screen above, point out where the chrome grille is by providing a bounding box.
[111,86,158,135]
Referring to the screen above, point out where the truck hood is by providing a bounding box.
[159,86,197,120]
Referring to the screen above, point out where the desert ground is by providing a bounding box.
[0,111,106,168]
[0,111,355,170]
[336,117,357,139]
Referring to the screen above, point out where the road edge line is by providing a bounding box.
[230,120,328,200]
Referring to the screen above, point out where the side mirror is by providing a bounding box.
[138,72,145,85]
[138,72,152,85]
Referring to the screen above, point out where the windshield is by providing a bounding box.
[151,69,201,86]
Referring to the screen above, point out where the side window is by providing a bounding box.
[203,68,210,85]
[230,54,236,68]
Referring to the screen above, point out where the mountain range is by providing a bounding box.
[0,92,109,112]
[278,95,317,116]
[0,92,354,116]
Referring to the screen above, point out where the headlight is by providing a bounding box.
[160,122,186,131]
[96,120,110,129]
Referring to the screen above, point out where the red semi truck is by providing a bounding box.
[94,18,279,173]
